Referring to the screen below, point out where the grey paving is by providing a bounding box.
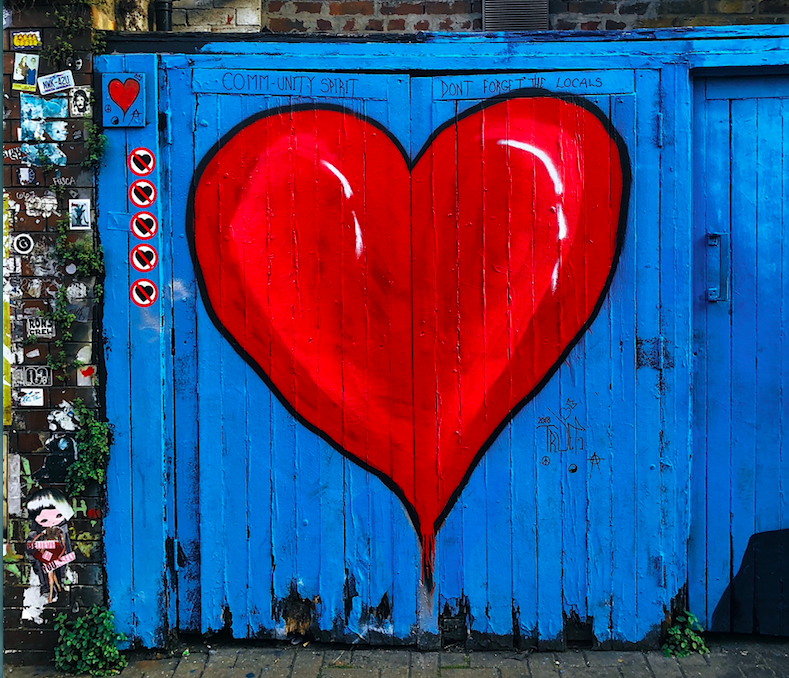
[5,638,789,678]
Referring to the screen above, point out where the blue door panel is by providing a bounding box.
[690,76,789,636]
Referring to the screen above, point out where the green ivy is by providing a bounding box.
[45,285,77,346]
[82,121,108,170]
[66,398,112,496]
[54,605,127,676]
[56,218,105,278]
[662,610,709,658]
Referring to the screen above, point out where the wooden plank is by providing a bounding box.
[780,97,789,637]
[165,60,203,635]
[98,51,136,644]
[609,93,637,645]
[194,93,227,634]
[633,72,663,642]
[699,96,733,630]
[125,52,169,647]
[729,97,758,634]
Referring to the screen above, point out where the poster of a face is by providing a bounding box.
[12,53,39,92]
[25,488,76,603]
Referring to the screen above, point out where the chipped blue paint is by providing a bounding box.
[97,27,789,649]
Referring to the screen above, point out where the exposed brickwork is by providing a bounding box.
[3,2,106,659]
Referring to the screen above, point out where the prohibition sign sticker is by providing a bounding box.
[130,212,159,239]
[129,179,157,208]
[130,243,158,273]
[128,147,156,176]
[130,279,158,307]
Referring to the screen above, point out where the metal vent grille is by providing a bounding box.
[482,0,549,31]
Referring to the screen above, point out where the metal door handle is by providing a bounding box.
[706,232,729,302]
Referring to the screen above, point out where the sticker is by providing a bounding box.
[18,167,37,186]
[76,365,96,387]
[130,212,158,240]
[128,147,156,176]
[68,199,91,230]
[12,233,34,255]
[19,388,44,407]
[38,70,75,96]
[102,73,145,128]
[130,279,158,307]
[14,366,52,387]
[69,87,92,118]
[11,30,43,51]
[12,53,39,93]
[129,244,158,273]
[26,317,56,340]
[129,180,156,208]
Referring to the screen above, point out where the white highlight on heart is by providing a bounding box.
[352,210,363,259]
[497,140,563,196]
[552,262,560,292]
[322,160,353,199]
[557,204,568,240]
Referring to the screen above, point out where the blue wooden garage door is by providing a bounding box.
[99,53,687,648]
[690,75,789,635]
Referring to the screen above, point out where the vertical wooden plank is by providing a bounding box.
[633,72,664,642]
[582,95,615,647]
[753,96,783,634]
[124,52,170,647]
[194,92,227,634]
[98,51,136,642]
[729,97,758,634]
[166,60,202,634]
[609,93,637,645]
[780,97,789,637]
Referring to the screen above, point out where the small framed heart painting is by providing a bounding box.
[102,72,146,128]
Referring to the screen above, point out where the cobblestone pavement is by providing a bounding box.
[5,637,789,678]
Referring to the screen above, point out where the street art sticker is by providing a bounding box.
[129,179,156,208]
[190,94,630,586]
[130,212,158,239]
[69,198,91,230]
[102,73,145,128]
[130,279,158,307]
[128,147,156,176]
[12,53,39,93]
[25,488,76,604]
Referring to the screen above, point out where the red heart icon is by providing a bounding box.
[108,77,140,115]
[191,96,629,586]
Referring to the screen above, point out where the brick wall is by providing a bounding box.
[173,0,784,33]
[3,3,106,662]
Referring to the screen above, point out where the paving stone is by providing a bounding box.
[235,647,295,677]
[645,652,683,678]
[555,651,587,668]
[411,651,439,678]
[439,671,497,678]
[439,653,469,668]
[676,657,742,678]
[321,668,379,678]
[206,649,240,670]
[471,651,530,677]
[120,663,147,678]
[3,668,60,678]
[529,654,561,678]
[141,658,180,678]
[291,650,324,678]
[351,649,411,668]
[173,653,209,678]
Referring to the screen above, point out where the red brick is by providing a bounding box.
[380,2,424,13]
[415,18,430,28]
[366,17,384,28]
[581,19,601,28]
[439,15,453,28]
[343,18,356,28]
[267,1,285,10]
[295,1,323,11]
[268,16,307,30]
[387,17,406,28]
[317,18,333,28]
[329,1,374,14]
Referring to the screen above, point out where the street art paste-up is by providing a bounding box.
[189,92,631,587]
[25,488,76,603]
[102,73,146,128]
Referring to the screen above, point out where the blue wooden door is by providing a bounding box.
[410,70,677,647]
[689,75,789,635]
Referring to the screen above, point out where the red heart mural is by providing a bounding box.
[190,95,629,587]
[108,77,140,115]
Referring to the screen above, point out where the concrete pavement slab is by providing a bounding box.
[234,647,295,678]
[138,658,180,678]
[290,650,324,678]
[529,654,561,678]
[410,651,439,678]
[555,652,587,669]
[173,653,208,678]
[438,670,498,678]
[205,649,240,670]
[644,652,683,678]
